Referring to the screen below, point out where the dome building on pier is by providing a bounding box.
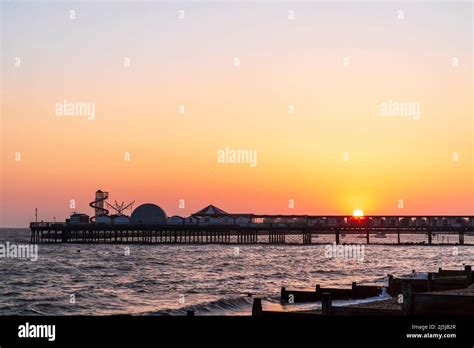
[130,203,167,224]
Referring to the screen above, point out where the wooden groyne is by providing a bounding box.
[387,266,472,295]
[30,215,474,245]
[279,266,472,304]
[281,282,382,302]
[253,294,402,317]
[256,265,474,316]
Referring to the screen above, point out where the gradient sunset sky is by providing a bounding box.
[1,1,473,227]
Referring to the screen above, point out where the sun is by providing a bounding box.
[353,209,364,217]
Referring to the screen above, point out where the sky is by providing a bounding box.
[1,1,473,227]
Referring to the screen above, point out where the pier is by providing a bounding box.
[30,215,474,245]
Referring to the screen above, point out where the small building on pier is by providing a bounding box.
[192,205,233,224]
[429,217,448,228]
[415,217,427,227]
[167,215,184,224]
[93,214,130,224]
[327,217,345,227]
[233,215,253,226]
[191,205,252,226]
[448,217,467,228]
[66,213,90,225]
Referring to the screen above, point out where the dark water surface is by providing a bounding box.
[0,229,472,315]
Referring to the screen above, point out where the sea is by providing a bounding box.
[0,229,472,316]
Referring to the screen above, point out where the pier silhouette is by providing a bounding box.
[30,215,474,245]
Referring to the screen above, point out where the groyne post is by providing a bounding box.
[387,274,394,295]
[322,293,332,315]
[351,282,357,297]
[252,298,262,316]
[280,287,286,301]
[465,265,472,284]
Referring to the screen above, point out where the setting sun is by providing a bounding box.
[353,209,364,217]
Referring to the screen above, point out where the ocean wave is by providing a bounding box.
[146,295,256,316]
[280,291,392,313]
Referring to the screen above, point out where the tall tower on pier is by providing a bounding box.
[89,189,109,221]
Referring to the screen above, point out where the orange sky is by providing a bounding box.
[1,2,473,227]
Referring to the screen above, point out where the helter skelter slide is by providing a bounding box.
[88,190,109,222]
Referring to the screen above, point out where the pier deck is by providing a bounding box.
[30,215,474,245]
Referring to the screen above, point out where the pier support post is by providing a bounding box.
[335,230,340,244]
[428,229,432,245]
[427,273,433,292]
[252,298,262,316]
[322,293,332,316]
[303,233,311,244]
[459,230,465,245]
[366,230,370,244]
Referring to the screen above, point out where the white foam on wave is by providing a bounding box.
[275,288,392,313]
[146,295,256,316]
